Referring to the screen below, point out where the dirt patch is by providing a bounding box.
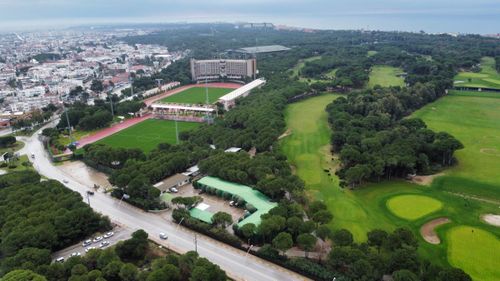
[481,214,500,227]
[278,129,292,140]
[420,217,451,244]
[480,148,500,156]
[410,173,444,186]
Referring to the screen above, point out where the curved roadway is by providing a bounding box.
[21,125,309,281]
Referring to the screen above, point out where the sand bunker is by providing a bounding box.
[421,217,451,244]
[481,214,500,227]
[410,173,443,186]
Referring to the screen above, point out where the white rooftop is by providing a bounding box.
[218,78,266,102]
[224,147,242,153]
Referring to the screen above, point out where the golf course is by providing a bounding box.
[281,90,500,281]
[368,65,405,88]
[454,57,500,89]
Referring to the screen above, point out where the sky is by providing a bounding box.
[0,0,499,34]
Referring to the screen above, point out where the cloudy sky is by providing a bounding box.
[1,0,499,33]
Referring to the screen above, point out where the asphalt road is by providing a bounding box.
[23,126,310,281]
[53,226,132,261]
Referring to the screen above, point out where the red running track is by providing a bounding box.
[76,114,153,148]
[77,83,241,148]
[144,82,241,106]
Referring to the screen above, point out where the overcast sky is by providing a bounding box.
[1,0,499,33]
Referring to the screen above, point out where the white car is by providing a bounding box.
[85,247,96,253]
[93,236,103,243]
[82,239,92,247]
[103,232,114,239]
[70,252,81,257]
[55,257,64,263]
[99,241,110,248]
[169,187,178,193]
[159,233,168,240]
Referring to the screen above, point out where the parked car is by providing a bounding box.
[99,241,110,248]
[55,257,64,263]
[103,232,114,239]
[85,247,96,253]
[169,187,178,193]
[229,201,235,206]
[93,236,103,243]
[86,191,95,195]
[159,233,168,240]
[82,239,92,247]
[70,252,81,257]
[62,179,69,184]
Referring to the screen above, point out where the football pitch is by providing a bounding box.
[96,119,201,153]
[159,87,233,104]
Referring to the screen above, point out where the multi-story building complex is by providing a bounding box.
[190,59,256,82]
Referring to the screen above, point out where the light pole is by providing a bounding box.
[108,91,114,116]
[194,233,198,253]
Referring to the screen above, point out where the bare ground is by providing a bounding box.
[278,129,292,140]
[420,217,451,244]
[481,214,500,227]
[410,172,444,186]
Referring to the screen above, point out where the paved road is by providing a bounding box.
[53,226,132,261]
[23,127,309,281]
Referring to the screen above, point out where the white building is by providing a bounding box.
[218,78,266,110]
[190,59,256,82]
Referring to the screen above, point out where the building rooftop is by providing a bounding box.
[234,45,291,54]
[218,78,266,102]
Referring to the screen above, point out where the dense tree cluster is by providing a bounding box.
[198,152,304,199]
[0,136,16,148]
[327,84,463,187]
[57,102,113,131]
[1,229,226,281]
[0,171,111,275]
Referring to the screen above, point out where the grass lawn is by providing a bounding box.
[386,195,442,220]
[367,50,378,57]
[412,90,500,199]
[96,119,201,153]
[0,141,25,155]
[159,87,233,104]
[454,57,500,89]
[447,226,500,281]
[290,56,322,77]
[368,66,405,88]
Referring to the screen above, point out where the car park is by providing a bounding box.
[93,236,103,243]
[103,231,114,239]
[85,247,96,253]
[159,233,168,240]
[82,239,92,247]
[99,241,110,248]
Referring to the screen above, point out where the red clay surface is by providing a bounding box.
[76,83,241,149]
[144,83,241,106]
[76,114,153,148]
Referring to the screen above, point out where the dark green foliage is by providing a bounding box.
[115,101,145,116]
[332,229,354,246]
[0,172,110,275]
[0,136,16,148]
[56,102,113,131]
[115,230,149,262]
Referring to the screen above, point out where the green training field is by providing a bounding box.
[159,87,233,104]
[96,119,200,153]
[368,65,405,88]
[386,195,442,220]
[195,176,277,227]
[454,57,500,89]
[447,226,500,281]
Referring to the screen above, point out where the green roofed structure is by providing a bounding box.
[194,176,277,227]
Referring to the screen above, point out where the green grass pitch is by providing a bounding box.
[159,87,233,104]
[96,119,201,153]
[368,65,405,88]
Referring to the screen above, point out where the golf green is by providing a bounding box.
[159,87,233,104]
[447,226,500,281]
[454,57,500,89]
[386,195,442,220]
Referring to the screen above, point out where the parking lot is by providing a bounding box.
[52,225,132,262]
[171,183,246,224]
